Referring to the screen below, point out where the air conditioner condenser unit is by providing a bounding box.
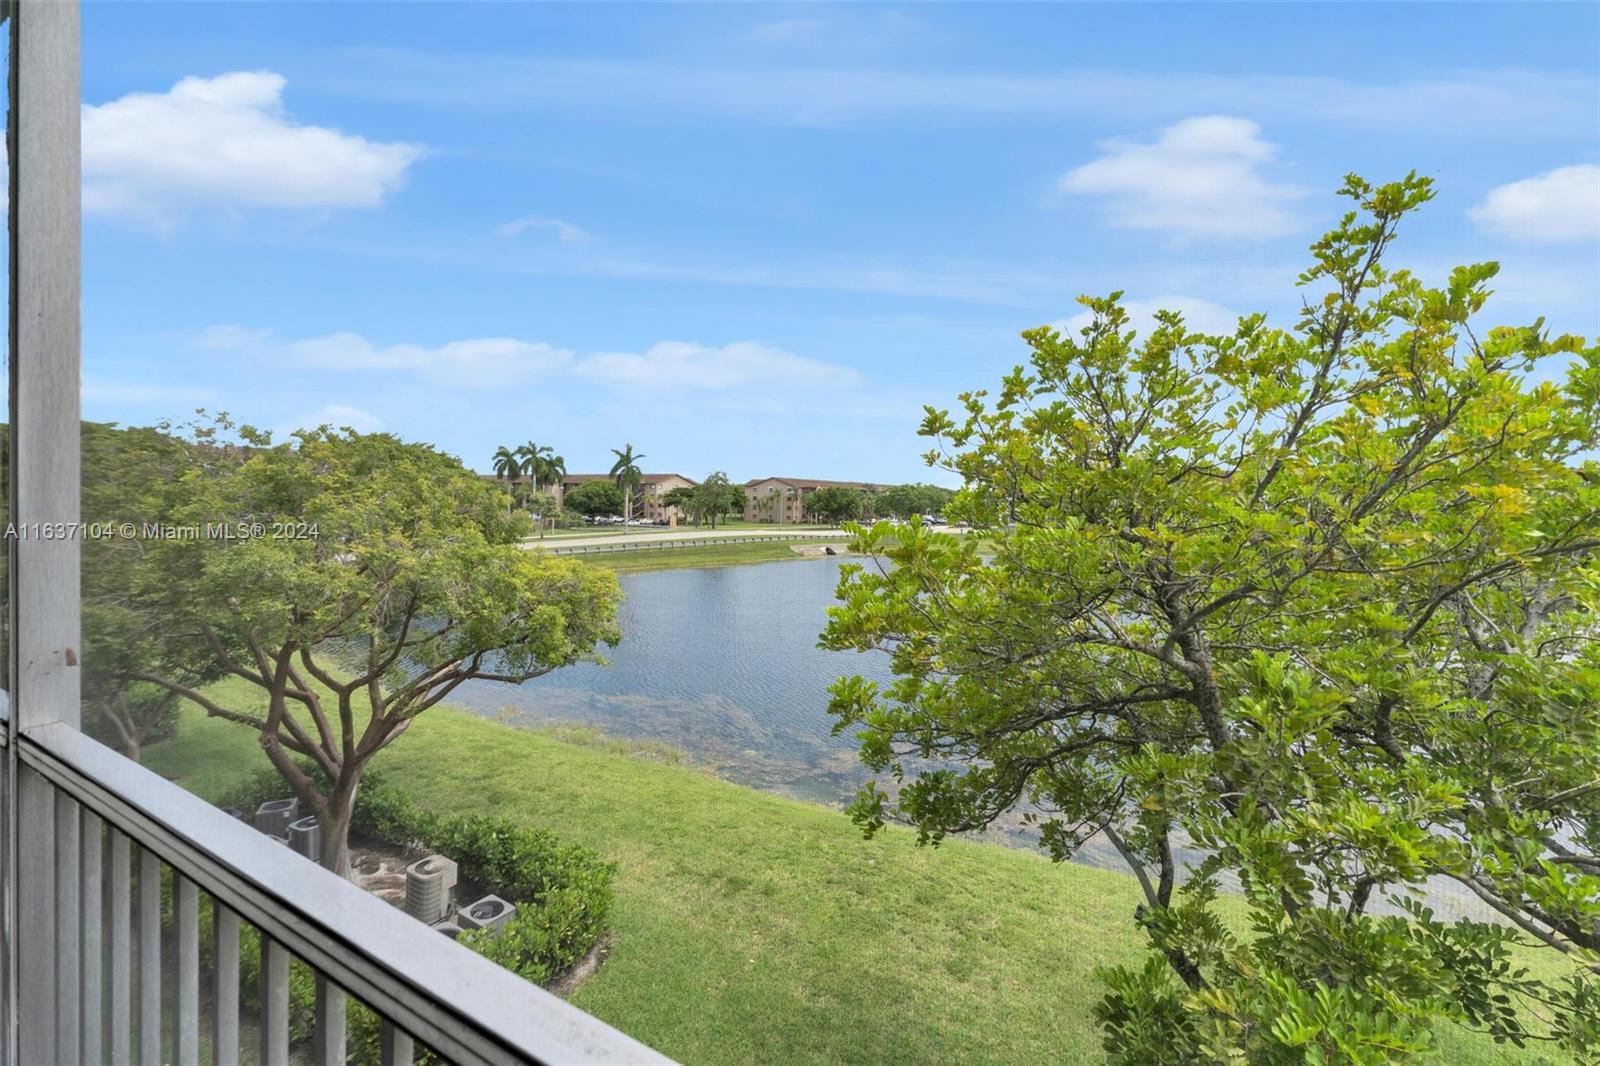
[287,816,321,862]
[405,855,459,925]
[457,894,517,933]
[254,798,300,837]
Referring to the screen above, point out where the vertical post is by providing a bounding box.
[79,810,103,1065]
[211,907,239,1066]
[259,937,290,1066]
[107,831,131,1065]
[14,769,54,1066]
[174,877,198,1066]
[8,5,82,1066]
[53,793,80,1064]
[313,975,347,1066]
[380,1020,416,1066]
[136,849,160,1066]
[8,0,82,730]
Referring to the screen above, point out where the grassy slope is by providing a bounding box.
[146,690,1563,1066]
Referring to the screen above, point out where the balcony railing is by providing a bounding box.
[5,712,674,1065]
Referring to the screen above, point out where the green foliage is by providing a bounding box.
[822,173,1600,1062]
[873,483,955,519]
[81,421,210,759]
[565,479,626,516]
[806,485,866,524]
[217,765,614,1063]
[105,422,621,871]
[667,472,744,527]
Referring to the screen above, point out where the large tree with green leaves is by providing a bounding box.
[565,479,624,517]
[806,485,864,524]
[822,175,1599,1062]
[82,421,202,760]
[119,426,622,875]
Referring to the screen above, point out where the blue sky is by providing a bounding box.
[77,2,1600,483]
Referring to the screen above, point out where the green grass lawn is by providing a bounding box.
[145,691,1572,1066]
[577,539,847,574]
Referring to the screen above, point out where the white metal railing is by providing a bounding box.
[9,720,674,1066]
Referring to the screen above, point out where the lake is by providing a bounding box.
[451,557,893,805]
[450,556,1496,919]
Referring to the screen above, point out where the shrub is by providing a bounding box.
[211,766,614,1062]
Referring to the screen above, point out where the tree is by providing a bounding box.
[661,484,697,521]
[610,444,646,523]
[82,420,210,761]
[523,490,561,538]
[877,483,956,520]
[121,427,623,875]
[610,445,645,522]
[492,444,521,511]
[806,485,864,524]
[688,472,739,528]
[516,441,564,494]
[564,479,624,517]
[821,174,1600,1062]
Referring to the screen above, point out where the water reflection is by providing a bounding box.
[451,557,888,804]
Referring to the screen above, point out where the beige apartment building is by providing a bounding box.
[743,477,888,524]
[561,472,698,521]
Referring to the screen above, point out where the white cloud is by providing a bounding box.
[289,332,572,387]
[1469,165,1600,244]
[192,324,274,351]
[83,71,423,224]
[1054,295,1241,340]
[316,55,1595,138]
[191,326,571,389]
[744,19,826,44]
[495,216,590,242]
[276,404,385,438]
[82,380,220,407]
[575,341,865,393]
[1058,116,1305,238]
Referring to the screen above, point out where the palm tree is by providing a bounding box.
[543,451,567,493]
[492,445,520,513]
[516,441,554,492]
[609,444,646,524]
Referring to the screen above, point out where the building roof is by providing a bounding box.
[743,477,887,490]
[562,472,698,486]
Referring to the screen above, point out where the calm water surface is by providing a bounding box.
[451,557,893,804]
[450,556,1498,917]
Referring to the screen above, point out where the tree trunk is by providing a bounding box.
[103,695,143,763]
[318,775,360,879]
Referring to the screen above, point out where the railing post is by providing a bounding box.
[260,937,290,1066]
[80,809,104,1065]
[8,0,82,731]
[212,907,240,1066]
[7,0,81,1056]
[14,768,55,1066]
[107,831,132,1065]
[136,849,161,1066]
[175,876,199,1066]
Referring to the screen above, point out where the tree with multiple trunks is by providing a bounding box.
[822,175,1600,1062]
[120,425,622,874]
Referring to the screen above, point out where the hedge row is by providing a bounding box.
[216,766,616,1061]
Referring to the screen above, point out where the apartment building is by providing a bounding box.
[561,472,698,520]
[742,477,889,524]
